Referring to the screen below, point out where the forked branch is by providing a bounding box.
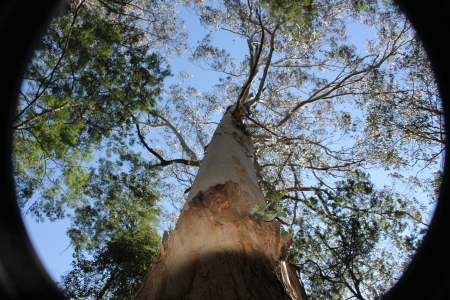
[134,122,200,167]
[158,115,198,161]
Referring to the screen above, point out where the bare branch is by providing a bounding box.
[247,115,281,137]
[276,44,403,127]
[158,115,198,161]
[246,25,279,109]
[234,11,265,117]
[134,122,200,167]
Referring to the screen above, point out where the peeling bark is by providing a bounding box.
[134,107,306,299]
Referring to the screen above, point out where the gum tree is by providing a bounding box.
[133,0,439,299]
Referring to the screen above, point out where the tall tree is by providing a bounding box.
[135,104,305,298]
[16,0,441,298]
[133,0,438,298]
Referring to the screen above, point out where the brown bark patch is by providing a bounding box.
[188,182,235,215]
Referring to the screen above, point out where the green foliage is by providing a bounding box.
[362,32,444,171]
[250,202,287,223]
[258,0,318,24]
[61,230,159,300]
[257,0,381,43]
[67,153,160,250]
[60,153,161,299]
[290,171,426,299]
[349,0,379,13]
[14,0,170,221]
[14,1,173,297]
[430,170,443,201]
[266,189,286,203]
[257,0,321,43]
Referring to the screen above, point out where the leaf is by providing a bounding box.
[281,229,290,237]
[278,210,287,218]
[262,210,279,221]
[250,204,266,216]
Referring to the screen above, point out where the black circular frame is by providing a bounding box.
[1,0,449,299]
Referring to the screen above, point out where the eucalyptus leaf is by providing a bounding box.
[281,229,290,237]
[250,204,266,216]
[262,210,279,222]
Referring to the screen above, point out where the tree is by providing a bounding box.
[14,0,184,298]
[60,153,161,299]
[13,0,182,221]
[132,0,438,298]
[134,104,305,298]
[290,171,424,299]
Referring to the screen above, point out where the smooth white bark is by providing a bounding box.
[184,106,265,210]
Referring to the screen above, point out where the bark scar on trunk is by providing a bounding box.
[188,182,234,215]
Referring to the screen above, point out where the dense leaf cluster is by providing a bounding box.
[292,171,424,299]
[14,0,170,221]
[61,232,159,300]
[14,0,183,298]
[60,154,161,299]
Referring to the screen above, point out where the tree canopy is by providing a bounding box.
[14,0,182,221]
[14,0,183,298]
[60,153,161,299]
[147,0,440,298]
[16,0,443,299]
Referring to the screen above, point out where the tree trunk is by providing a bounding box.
[134,106,305,299]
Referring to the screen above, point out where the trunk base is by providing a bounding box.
[134,182,293,299]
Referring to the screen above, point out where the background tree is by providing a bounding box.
[60,153,161,299]
[13,0,182,221]
[15,0,184,298]
[291,171,425,299]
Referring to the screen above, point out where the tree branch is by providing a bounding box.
[247,115,280,137]
[234,11,265,117]
[14,102,72,130]
[16,0,86,121]
[134,122,200,167]
[246,24,279,109]
[158,115,198,161]
[276,44,402,127]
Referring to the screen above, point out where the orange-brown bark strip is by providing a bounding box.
[133,182,293,300]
